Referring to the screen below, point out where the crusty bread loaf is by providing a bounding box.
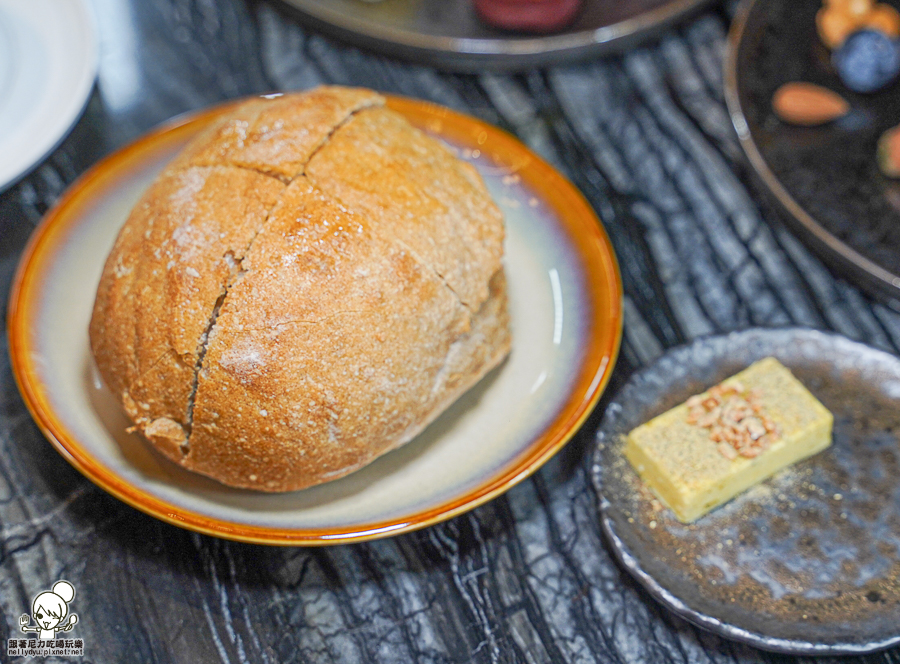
[90,86,511,492]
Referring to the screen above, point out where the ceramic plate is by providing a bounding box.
[725,0,900,304]
[0,0,97,192]
[278,0,710,71]
[593,328,900,654]
[8,94,622,545]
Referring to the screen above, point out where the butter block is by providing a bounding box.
[624,357,833,523]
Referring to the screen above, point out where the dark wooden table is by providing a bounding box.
[2,0,900,661]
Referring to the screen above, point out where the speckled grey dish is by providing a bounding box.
[592,328,900,654]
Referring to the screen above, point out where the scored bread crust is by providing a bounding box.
[90,86,511,492]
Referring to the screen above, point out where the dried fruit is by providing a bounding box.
[826,0,875,19]
[833,28,900,92]
[818,0,899,48]
[474,0,582,33]
[877,123,900,176]
[772,82,850,125]
[863,3,900,37]
[818,6,861,48]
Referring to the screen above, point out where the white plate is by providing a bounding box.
[0,0,97,191]
[9,97,623,544]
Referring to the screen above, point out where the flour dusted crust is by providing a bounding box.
[90,86,510,491]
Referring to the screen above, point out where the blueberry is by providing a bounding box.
[833,29,900,93]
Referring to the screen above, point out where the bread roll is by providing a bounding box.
[90,86,511,492]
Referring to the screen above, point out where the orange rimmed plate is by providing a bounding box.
[8,94,622,545]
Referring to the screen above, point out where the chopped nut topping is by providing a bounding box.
[717,441,738,460]
[686,383,780,460]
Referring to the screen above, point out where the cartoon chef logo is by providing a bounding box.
[19,580,78,639]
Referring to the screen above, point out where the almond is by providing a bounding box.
[772,82,850,126]
[877,123,900,176]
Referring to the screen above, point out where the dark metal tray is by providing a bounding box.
[725,0,900,306]
[278,0,711,71]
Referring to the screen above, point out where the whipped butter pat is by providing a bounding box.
[624,357,833,523]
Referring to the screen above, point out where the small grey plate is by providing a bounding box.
[592,328,900,654]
